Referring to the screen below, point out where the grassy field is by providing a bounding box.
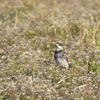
[0,0,100,100]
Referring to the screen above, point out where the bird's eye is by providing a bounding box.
[59,43,62,46]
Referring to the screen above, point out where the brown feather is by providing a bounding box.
[64,52,72,68]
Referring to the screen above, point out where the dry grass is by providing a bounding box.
[0,0,100,100]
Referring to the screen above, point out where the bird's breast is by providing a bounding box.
[56,57,69,69]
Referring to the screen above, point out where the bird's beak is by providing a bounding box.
[52,42,58,47]
[52,42,56,44]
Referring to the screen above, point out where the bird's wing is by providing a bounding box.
[64,52,72,68]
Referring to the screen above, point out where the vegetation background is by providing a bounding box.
[0,0,100,100]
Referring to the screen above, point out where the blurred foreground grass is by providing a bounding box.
[0,0,100,100]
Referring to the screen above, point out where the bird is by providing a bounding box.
[53,41,72,70]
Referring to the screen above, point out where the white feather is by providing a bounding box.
[56,46,63,51]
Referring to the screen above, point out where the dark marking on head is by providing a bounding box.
[56,41,62,46]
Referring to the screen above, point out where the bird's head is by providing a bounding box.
[53,41,63,51]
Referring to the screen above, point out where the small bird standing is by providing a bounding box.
[53,41,71,70]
